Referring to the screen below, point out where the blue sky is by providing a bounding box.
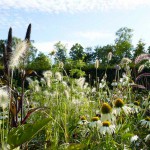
[0,0,150,54]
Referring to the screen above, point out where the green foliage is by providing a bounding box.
[27,52,51,71]
[54,41,67,63]
[133,39,146,59]
[84,47,94,64]
[115,27,134,61]
[69,43,85,61]
[94,45,115,65]
[7,118,51,149]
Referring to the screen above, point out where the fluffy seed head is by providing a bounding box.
[135,54,150,64]
[43,70,52,78]
[9,40,29,69]
[59,62,64,68]
[121,57,132,65]
[0,88,9,109]
[138,64,145,73]
[55,72,62,81]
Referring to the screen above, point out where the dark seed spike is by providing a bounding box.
[25,24,31,41]
[6,27,12,54]
[2,43,9,75]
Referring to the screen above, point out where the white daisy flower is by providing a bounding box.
[130,101,141,114]
[113,99,132,116]
[78,116,89,125]
[101,103,115,122]
[88,117,102,128]
[100,121,115,135]
[131,135,139,143]
[140,117,150,129]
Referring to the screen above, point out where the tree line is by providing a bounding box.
[0,27,149,74]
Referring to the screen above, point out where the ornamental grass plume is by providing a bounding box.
[9,40,29,69]
[121,57,132,65]
[138,64,145,73]
[43,70,53,87]
[135,53,150,64]
[76,77,85,88]
[55,72,62,81]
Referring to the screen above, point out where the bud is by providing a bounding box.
[59,62,64,68]
[95,59,99,69]
[115,65,121,70]
[107,52,112,61]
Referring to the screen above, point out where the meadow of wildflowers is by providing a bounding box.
[0,25,150,150]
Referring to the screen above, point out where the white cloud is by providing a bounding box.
[76,31,114,41]
[0,0,150,13]
[33,41,75,54]
[1,0,150,32]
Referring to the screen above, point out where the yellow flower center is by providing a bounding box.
[81,116,86,120]
[101,103,112,114]
[134,101,140,106]
[102,121,110,127]
[114,99,124,108]
[91,117,99,122]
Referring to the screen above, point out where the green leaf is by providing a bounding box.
[7,118,50,149]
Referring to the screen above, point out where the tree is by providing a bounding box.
[84,47,94,64]
[133,39,146,59]
[115,27,133,61]
[54,41,67,63]
[94,45,115,65]
[69,43,85,61]
[28,52,51,71]
[147,46,150,54]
